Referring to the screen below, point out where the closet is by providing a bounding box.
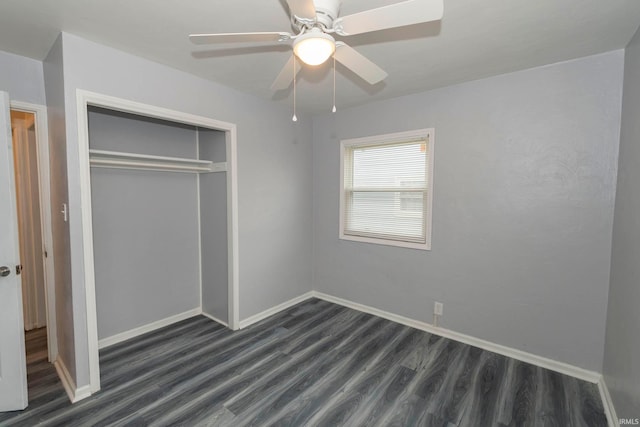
[87,106,229,343]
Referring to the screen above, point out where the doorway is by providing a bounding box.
[9,103,57,399]
[11,110,47,362]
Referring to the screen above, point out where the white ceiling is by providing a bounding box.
[1,0,639,112]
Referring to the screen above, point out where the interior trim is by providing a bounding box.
[98,308,202,350]
[312,291,601,383]
[54,358,91,403]
[598,376,620,427]
[240,290,602,384]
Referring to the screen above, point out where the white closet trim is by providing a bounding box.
[88,149,227,173]
[76,89,240,399]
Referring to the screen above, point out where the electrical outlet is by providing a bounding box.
[434,301,444,316]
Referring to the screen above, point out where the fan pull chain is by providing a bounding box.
[332,55,337,113]
[292,55,298,122]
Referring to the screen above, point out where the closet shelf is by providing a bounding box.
[88,149,226,173]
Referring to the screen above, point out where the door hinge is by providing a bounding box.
[16,264,23,275]
[44,249,48,258]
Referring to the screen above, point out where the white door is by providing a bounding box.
[0,90,28,411]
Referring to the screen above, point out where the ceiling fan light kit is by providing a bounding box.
[189,0,444,109]
[293,29,336,66]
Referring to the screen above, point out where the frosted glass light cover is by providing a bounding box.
[293,32,335,66]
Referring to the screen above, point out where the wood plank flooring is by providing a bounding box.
[0,299,607,426]
[25,327,48,364]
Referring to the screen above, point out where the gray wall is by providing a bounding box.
[88,108,201,340]
[199,129,229,322]
[57,32,313,388]
[312,51,624,371]
[43,35,76,379]
[603,27,640,418]
[0,50,46,104]
[43,30,625,390]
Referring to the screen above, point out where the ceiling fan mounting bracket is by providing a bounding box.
[291,15,316,29]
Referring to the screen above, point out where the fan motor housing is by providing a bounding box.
[290,0,338,29]
[315,0,341,27]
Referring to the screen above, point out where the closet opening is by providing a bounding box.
[77,91,239,394]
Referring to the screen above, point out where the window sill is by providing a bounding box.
[339,233,431,251]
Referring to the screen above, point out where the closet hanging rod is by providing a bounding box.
[90,158,213,173]
[89,149,212,165]
[88,149,226,173]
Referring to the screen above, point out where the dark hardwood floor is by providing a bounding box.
[0,298,607,426]
[25,327,48,365]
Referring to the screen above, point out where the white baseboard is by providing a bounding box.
[98,308,201,349]
[54,358,91,403]
[311,291,601,384]
[201,311,229,327]
[24,321,46,331]
[239,291,601,383]
[599,376,620,427]
[239,291,314,329]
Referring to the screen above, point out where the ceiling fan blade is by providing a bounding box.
[271,56,302,91]
[333,42,388,85]
[286,0,316,21]
[189,32,291,45]
[333,0,443,36]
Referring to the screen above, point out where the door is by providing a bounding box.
[0,91,28,411]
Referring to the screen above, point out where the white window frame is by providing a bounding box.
[339,128,434,251]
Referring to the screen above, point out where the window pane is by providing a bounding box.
[350,142,427,189]
[345,189,426,243]
[341,133,432,248]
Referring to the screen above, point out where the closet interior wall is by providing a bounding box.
[198,129,228,323]
[87,107,227,341]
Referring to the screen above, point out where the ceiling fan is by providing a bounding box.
[189,0,444,91]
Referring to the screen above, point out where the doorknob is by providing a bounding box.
[0,266,10,277]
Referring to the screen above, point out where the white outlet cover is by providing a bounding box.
[434,302,443,316]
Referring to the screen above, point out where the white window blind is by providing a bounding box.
[340,129,433,250]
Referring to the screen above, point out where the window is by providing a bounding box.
[340,129,434,250]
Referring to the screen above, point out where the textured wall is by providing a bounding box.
[42,35,76,380]
[57,33,313,388]
[35,30,629,390]
[312,51,624,371]
[88,108,201,340]
[604,26,640,419]
[0,50,46,104]
[199,129,229,323]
